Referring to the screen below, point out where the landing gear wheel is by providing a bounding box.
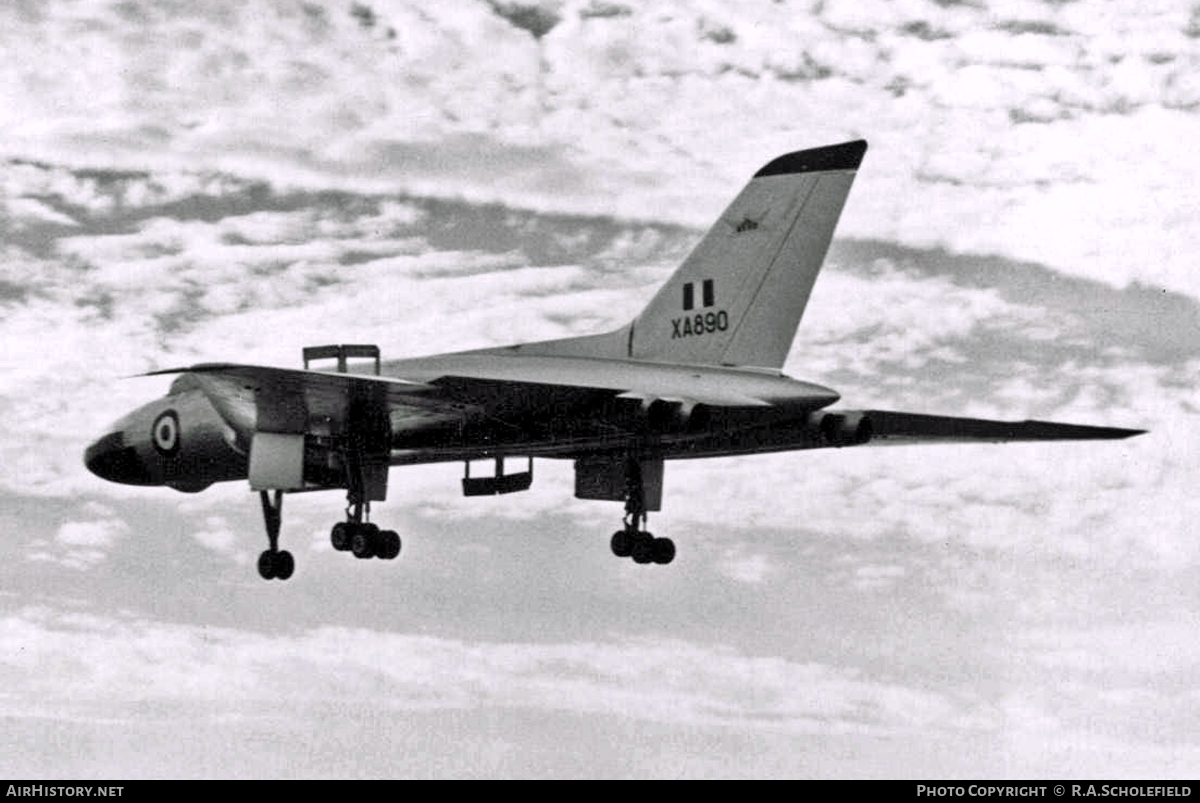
[651,538,675,565]
[631,532,655,565]
[257,549,294,580]
[610,530,633,558]
[331,522,351,552]
[351,527,376,559]
[376,530,401,560]
[275,550,295,580]
[335,515,400,563]
[257,550,276,580]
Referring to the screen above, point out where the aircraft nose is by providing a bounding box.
[84,431,154,485]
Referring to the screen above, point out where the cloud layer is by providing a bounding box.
[2,0,1199,296]
[5,603,1197,779]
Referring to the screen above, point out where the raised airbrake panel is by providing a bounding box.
[303,344,381,375]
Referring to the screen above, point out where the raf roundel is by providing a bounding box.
[152,410,180,456]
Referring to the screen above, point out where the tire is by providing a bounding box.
[651,538,675,565]
[330,522,351,551]
[275,550,295,580]
[610,530,633,558]
[377,530,401,560]
[257,550,276,580]
[631,533,654,565]
[351,529,375,559]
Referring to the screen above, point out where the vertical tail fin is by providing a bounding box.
[629,140,866,369]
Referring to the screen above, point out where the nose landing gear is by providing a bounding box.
[256,490,295,580]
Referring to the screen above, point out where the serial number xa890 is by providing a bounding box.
[671,310,729,339]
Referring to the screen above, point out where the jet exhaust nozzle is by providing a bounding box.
[810,411,873,446]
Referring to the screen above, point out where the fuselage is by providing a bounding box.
[84,349,841,491]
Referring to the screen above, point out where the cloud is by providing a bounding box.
[189,516,248,565]
[717,551,774,584]
[980,613,1200,777]
[56,520,122,549]
[0,605,981,737]
[1022,617,1200,679]
[853,564,905,590]
[3,0,1199,299]
[33,518,129,569]
[7,602,1194,777]
[5,196,79,229]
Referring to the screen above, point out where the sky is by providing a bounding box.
[1,0,1198,779]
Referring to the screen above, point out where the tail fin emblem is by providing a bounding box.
[682,280,716,311]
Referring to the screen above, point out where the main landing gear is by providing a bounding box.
[257,490,295,580]
[330,518,401,560]
[329,489,401,562]
[609,457,674,566]
[610,521,675,565]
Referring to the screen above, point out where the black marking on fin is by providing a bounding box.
[754,140,868,178]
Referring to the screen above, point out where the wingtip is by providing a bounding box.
[754,139,868,178]
[1055,424,1148,440]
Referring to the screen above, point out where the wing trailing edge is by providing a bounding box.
[859,410,1146,444]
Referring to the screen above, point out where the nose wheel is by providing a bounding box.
[257,548,294,580]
